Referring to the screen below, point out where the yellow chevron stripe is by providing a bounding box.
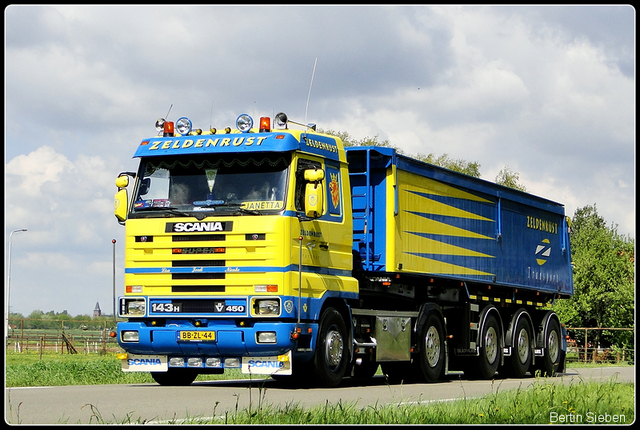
[404,191,493,221]
[402,176,492,203]
[404,234,494,258]
[403,254,494,276]
[405,213,494,240]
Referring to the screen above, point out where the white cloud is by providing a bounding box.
[5,146,74,198]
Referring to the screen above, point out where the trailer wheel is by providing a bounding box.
[538,318,561,376]
[312,307,348,387]
[417,313,445,382]
[466,313,501,380]
[151,369,198,386]
[506,317,532,378]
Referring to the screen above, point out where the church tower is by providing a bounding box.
[93,301,102,318]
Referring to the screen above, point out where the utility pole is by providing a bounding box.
[112,239,117,323]
[6,228,27,343]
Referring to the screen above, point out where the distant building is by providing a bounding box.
[93,301,102,318]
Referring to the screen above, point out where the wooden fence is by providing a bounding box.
[5,320,635,363]
[6,318,120,355]
[565,327,634,364]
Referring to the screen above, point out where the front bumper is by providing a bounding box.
[117,319,316,358]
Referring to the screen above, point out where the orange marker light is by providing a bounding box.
[163,121,174,137]
[259,117,270,132]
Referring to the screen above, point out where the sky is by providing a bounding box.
[4,5,635,317]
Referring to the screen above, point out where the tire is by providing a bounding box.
[505,316,532,378]
[312,307,349,387]
[539,318,561,376]
[417,313,445,382]
[151,369,198,386]
[466,313,501,380]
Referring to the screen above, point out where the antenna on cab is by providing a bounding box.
[304,58,317,125]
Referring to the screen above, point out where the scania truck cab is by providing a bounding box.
[114,113,357,386]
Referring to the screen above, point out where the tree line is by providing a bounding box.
[8,310,115,331]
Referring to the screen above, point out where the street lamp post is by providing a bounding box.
[6,228,27,341]
[112,239,116,323]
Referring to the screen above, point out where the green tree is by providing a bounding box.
[415,152,481,178]
[319,128,530,186]
[554,204,635,350]
[495,165,527,192]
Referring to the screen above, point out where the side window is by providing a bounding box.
[294,158,322,212]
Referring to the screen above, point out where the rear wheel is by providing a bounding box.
[505,317,532,377]
[312,307,349,387]
[151,369,198,386]
[417,314,445,382]
[538,318,561,376]
[466,313,501,380]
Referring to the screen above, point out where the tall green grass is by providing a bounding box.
[5,352,255,387]
[160,378,633,425]
[5,352,634,424]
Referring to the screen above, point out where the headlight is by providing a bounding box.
[236,114,253,133]
[187,357,203,368]
[176,117,192,135]
[254,299,280,316]
[257,331,277,343]
[121,331,139,342]
[121,298,146,316]
[169,357,185,367]
[206,357,222,368]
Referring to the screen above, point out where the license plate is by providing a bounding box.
[178,331,216,342]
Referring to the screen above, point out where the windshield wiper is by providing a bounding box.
[135,206,207,220]
[193,201,262,215]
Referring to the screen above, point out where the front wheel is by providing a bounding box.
[312,307,349,387]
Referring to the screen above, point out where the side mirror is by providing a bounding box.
[304,168,325,182]
[305,183,324,218]
[114,189,128,222]
[303,168,325,218]
[115,175,129,188]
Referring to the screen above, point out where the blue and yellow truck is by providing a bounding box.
[113,112,573,386]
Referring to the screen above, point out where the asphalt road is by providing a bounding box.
[5,366,634,424]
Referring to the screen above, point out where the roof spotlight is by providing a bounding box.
[275,112,288,129]
[155,118,166,133]
[236,114,253,133]
[176,117,192,136]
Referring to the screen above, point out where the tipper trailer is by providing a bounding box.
[113,112,573,386]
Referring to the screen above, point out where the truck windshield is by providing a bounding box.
[131,154,290,217]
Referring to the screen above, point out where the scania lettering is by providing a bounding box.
[172,222,226,232]
[113,112,573,387]
[129,358,162,366]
